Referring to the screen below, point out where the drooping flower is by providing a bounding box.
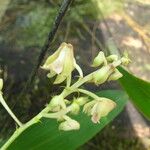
[83,98,116,123]
[42,42,83,84]
[59,116,80,131]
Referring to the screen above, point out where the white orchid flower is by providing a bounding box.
[83,98,116,123]
[41,42,83,84]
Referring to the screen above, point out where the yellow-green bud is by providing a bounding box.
[106,55,118,62]
[49,95,66,112]
[92,65,114,85]
[92,51,107,67]
[121,51,131,66]
[121,57,131,66]
[70,102,80,114]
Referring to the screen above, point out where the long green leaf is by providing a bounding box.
[3,90,127,150]
[119,67,150,119]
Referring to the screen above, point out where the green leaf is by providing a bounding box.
[3,90,128,150]
[118,67,150,119]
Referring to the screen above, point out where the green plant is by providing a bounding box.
[0,42,129,149]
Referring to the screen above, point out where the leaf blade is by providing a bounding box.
[118,66,150,119]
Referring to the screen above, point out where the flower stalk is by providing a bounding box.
[1,43,130,149]
[0,94,23,127]
[0,79,22,127]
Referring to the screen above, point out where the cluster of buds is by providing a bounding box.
[90,51,130,85]
[43,96,88,131]
[41,43,130,131]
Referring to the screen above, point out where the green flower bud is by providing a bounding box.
[121,57,131,66]
[108,69,123,81]
[0,78,3,91]
[49,95,66,112]
[92,65,114,85]
[121,51,131,66]
[106,55,118,62]
[92,51,107,67]
[59,117,80,131]
[70,102,80,114]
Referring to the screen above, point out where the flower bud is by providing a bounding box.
[92,51,107,67]
[92,65,114,85]
[121,57,131,66]
[49,95,66,112]
[108,69,123,81]
[70,102,80,114]
[106,55,118,62]
[59,117,80,131]
[121,51,131,66]
[0,78,3,91]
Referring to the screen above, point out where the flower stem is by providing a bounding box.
[0,94,22,127]
[78,89,100,100]
[66,74,71,87]
[1,68,102,149]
